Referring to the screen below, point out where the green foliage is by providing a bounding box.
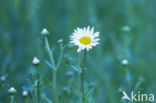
[0,0,156,103]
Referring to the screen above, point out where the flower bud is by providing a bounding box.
[22,90,28,97]
[0,76,6,82]
[32,57,40,66]
[122,25,130,32]
[57,39,63,43]
[8,87,16,95]
[40,28,49,37]
[121,59,129,66]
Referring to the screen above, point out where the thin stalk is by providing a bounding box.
[36,68,40,103]
[45,37,56,70]
[37,80,40,103]
[53,70,59,103]
[24,99,28,103]
[44,37,63,103]
[56,43,63,69]
[123,34,128,58]
[78,53,81,103]
[10,95,14,103]
[81,50,87,103]
[81,68,85,103]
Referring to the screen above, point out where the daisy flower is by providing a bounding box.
[70,26,100,52]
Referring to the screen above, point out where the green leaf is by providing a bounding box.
[43,96,53,103]
[45,60,55,70]
[86,83,95,97]
[43,75,53,88]
[56,44,64,69]
[70,65,82,73]
[86,87,94,97]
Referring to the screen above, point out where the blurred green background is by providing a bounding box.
[0,0,156,103]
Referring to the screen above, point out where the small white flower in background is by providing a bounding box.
[8,87,17,95]
[0,76,6,82]
[122,25,130,32]
[70,26,100,52]
[58,39,63,43]
[32,57,40,65]
[121,59,129,66]
[22,90,28,97]
[41,28,49,37]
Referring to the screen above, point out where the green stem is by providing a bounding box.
[56,43,63,69]
[78,53,81,103]
[53,70,59,103]
[45,37,56,70]
[36,69,40,103]
[37,80,40,103]
[124,34,128,58]
[81,50,87,103]
[81,68,85,103]
[24,99,27,103]
[10,95,14,103]
[44,37,61,103]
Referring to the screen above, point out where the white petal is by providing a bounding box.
[90,27,94,34]
[77,47,82,52]
[87,26,90,33]
[93,32,99,38]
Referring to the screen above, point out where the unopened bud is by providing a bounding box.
[121,59,129,66]
[41,28,49,37]
[57,39,63,43]
[1,76,6,82]
[8,87,16,95]
[122,25,130,32]
[32,57,40,66]
[22,90,28,97]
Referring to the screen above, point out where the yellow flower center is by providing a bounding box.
[80,36,91,45]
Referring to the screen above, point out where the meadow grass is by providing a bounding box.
[0,0,156,103]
